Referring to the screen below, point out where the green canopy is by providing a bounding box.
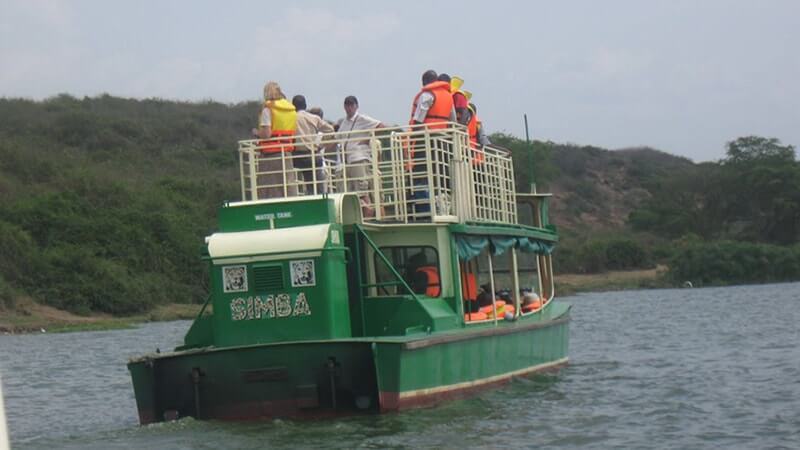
[455,234,554,260]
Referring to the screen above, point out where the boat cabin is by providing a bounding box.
[179,124,559,350]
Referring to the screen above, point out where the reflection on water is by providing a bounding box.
[2,283,799,449]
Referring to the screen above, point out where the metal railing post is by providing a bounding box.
[248,144,259,201]
[371,137,381,220]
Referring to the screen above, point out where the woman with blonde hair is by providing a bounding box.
[251,81,298,198]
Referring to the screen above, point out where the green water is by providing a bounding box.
[2,283,799,449]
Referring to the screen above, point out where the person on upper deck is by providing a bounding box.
[308,106,324,119]
[407,70,457,217]
[292,95,335,195]
[410,70,456,129]
[436,73,470,127]
[466,102,491,147]
[447,75,470,126]
[336,95,388,218]
[250,81,298,198]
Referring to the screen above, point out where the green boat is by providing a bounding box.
[128,124,569,423]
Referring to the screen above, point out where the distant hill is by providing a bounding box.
[547,145,695,234]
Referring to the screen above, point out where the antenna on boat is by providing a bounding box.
[524,114,536,193]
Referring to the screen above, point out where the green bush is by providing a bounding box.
[669,241,800,285]
[0,172,221,315]
[554,238,652,274]
[606,239,651,270]
[0,94,254,315]
[0,274,18,309]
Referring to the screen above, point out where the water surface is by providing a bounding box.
[2,283,799,449]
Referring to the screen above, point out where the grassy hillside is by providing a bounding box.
[549,145,694,233]
[0,95,252,314]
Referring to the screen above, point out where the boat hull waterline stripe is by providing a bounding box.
[395,357,568,401]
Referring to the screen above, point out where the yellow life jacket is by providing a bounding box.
[260,98,297,153]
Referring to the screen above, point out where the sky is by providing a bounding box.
[1,0,798,162]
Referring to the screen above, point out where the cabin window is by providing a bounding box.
[374,246,439,297]
[463,244,545,322]
[474,247,538,293]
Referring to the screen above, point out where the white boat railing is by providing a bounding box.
[237,123,517,225]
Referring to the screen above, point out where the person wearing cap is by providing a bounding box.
[250,81,298,198]
[292,95,335,195]
[335,95,387,217]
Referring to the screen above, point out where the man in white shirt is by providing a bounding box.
[336,95,387,217]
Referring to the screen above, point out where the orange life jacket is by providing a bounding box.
[259,99,297,154]
[460,270,477,301]
[406,81,454,169]
[416,265,441,297]
[467,109,484,165]
[409,81,454,129]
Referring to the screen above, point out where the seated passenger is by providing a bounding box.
[522,291,542,311]
[476,283,494,307]
[407,252,440,297]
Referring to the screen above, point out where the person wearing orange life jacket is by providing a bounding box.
[407,70,457,218]
[407,71,456,171]
[250,81,298,198]
[465,102,492,164]
[414,266,441,297]
[407,251,441,297]
[409,70,456,131]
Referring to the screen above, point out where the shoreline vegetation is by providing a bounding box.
[0,299,202,334]
[1,268,669,334]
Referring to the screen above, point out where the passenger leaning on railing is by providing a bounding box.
[251,81,298,198]
[335,95,388,218]
[466,102,491,164]
[292,95,334,195]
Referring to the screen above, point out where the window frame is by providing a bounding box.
[372,245,440,297]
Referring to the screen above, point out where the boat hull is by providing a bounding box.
[376,314,570,411]
[128,304,569,423]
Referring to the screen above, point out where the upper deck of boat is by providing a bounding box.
[237,123,552,228]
